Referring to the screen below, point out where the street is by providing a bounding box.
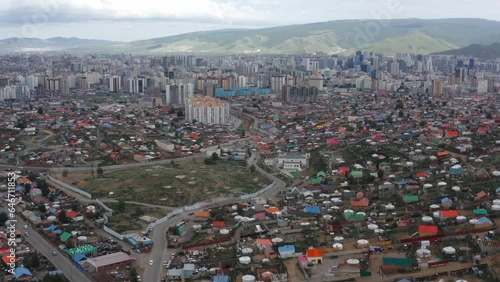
[1,206,92,282]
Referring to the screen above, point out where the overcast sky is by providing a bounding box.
[0,0,499,42]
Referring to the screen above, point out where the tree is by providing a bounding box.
[36,179,50,197]
[97,167,104,177]
[71,202,79,211]
[176,110,183,117]
[249,164,256,173]
[129,267,139,282]
[204,158,215,165]
[38,204,47,213]
[24,183,31,195]
[116,200,126,212]
[486,112,493,119]
[58,210,70,224]
[41,273,69,282]
[25,253,40,269]
[211,152,219,161]
[62,170,68,177]
[135,206,144,216]
[37,107,44,115]
[0,212,8,225]
[91,169,95,177]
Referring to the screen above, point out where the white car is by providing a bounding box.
[149,260,153,266]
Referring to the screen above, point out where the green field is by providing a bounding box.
[61,161,270,206]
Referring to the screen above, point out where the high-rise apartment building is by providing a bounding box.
[185,96,230,124]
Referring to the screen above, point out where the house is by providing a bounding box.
[475,191,489,201]
[440,210,459,220]
[278,153,309,169]
[403,195,419,203]
[419,225,438,236]
[167,269,183,280]
[278,245,296,259]
[183,264,195,278]
[350,197,370,208]
[13,267,32,281]
[441,197,453,209]
[306,248,323,264]
[212,275,230,282]
[194,211,211,218]
[256,239,273,249]
[87,252,132,273]
[212,221,225,228]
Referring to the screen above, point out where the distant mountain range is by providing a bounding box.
[0,37,121,53]
[1,18,500,56]
[433,43,500,59]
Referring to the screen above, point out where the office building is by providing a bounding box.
[282,85,318,103]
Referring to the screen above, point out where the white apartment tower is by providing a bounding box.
[185,96,230,125]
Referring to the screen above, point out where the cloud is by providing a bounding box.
[0,0,498,41]
[0,0,275,26]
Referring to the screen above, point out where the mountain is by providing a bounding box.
[0,37,122,53]
[2,18,500,55]
[433,43,500,59]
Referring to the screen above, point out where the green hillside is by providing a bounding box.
[433,43,500,59]
[3,18,500,55]
[351,32,459,55]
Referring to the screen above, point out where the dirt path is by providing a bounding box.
[47,177,177,210]
[283,258,305,282]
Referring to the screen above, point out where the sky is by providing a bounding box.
[0,0,499,42]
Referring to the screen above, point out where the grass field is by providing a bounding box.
[105,203,168,233]
[58,161,270,206]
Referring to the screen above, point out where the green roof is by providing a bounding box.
[317,171,326,178]
[348,213,365,219]
[66,244,96,256]
[60,232,72,242]
[311,177,322,184]
[351,171,363,177]
[383,257,413,267]
[403,195,419,202]
[473,209,488,215]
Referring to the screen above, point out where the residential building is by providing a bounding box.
[185,96,230,124]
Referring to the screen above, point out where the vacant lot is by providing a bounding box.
[57,161,270,206]
[105,203,167,233]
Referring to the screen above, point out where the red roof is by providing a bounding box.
[66,211,79,219]
[441,210,459,217]
[212,221,225,228]
[306,248,323,258]
[419,225,438,234]
[415,172,427,178]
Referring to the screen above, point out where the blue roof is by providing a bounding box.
[476,217,492,225]
[49,208,57,213]
[73,253,87,262]
[16,185,24,191]
[441,197,452,204]
[399,180,407,185]
[278,245,295,252]
[53,229,62,234]
[213,275,230,282]
[14,267,32,279]
[47,270,64,276]
[496,187,500,193]
[43,224,57,231]
[305,206,321,213]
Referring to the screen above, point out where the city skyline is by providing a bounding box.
[0,0,499,41]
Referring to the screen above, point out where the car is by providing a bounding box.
[149,260,153,265]
[52,251,57,256]
[163,260,167,265]
[24,232,29,237]
[24,225,28,229]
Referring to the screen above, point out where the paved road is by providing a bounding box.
[143,153,287,282]
[1,206,92,282]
